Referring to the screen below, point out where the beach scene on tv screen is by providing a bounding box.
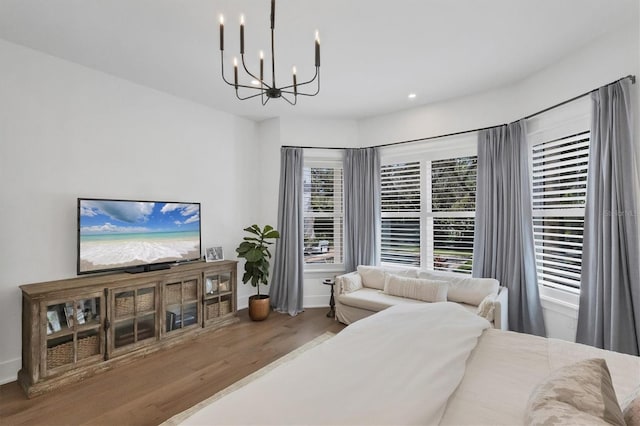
[79,200,200,272]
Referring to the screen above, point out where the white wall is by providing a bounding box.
[0,39,259,384]
[357,23,640,342]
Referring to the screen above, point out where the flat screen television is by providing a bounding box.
[77,198,201,275]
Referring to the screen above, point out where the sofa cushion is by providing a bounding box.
[357,265,417,290]
[383,274,448,302]
[338,288,424,312]
[418,270,499,306]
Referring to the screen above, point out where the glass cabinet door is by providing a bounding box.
[203,270,234,323]
[109,284,157,356]
[42,293,104,375]
[163,276,200,336]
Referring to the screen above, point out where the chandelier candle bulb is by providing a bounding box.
[233,57,238,88]
[315,32,320,67]
[293,66,298,95]
[240,15,245,54]
[259,51,264,82]
[219,15,224,51]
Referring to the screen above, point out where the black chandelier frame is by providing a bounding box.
[219,0,320,105]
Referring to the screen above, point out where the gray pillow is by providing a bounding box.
[524,358,625,426]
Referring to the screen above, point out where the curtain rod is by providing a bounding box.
[281,74,636,151]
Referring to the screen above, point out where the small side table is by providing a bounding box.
[322,278,335,318]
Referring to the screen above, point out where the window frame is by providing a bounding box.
[379,133,477,272]
[303,151,345,272]
[526,96,590,303]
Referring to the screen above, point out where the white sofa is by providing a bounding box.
[335,265,509,330]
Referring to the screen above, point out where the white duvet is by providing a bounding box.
[180,303,490,426]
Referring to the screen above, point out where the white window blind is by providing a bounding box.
[380,155,477,274]
[303,166,343,265]
[427,156,477,274]
[531,130,589,292]
[380,162,421,266]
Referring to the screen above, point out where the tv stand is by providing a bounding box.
[18,260,238,397]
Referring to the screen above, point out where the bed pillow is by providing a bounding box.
[621,386,640,426]
[524,358,625,426]
[383,274,448,302]
[357,265,417,290]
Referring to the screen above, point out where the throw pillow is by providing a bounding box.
[339,274,363,294]
[383,274,448,303]
[417,270,498,306]
[524,358,625,426]
[476,295,495,322]
[357,265,417,290]
[622,386,640,426]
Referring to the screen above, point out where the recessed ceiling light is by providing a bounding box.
[251,79,261,86]
[408,93,417,99]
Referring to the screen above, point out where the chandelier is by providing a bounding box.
[218,0,320,105]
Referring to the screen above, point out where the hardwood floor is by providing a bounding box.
[0,308,345,426]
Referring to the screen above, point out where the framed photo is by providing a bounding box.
[47,310,61,334]
[205,246,224,262]
[75,303,86,325]
[64,305,75,328]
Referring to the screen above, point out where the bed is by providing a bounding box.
[173,303,640,425]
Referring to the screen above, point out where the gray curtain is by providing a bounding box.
[576,79,640,355]
[343,147,381,272]
[473,120,546,337]
[270,147,304,316]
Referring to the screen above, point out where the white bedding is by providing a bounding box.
[440,328,640,425]
[180,303,490,425]
[175,303,640,426]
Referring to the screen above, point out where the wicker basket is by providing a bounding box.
[77,334,99,360]
[220,299,231,315]
[116,291,154,316]
[47,341,73,369]
[183,280,197,301]
[206,300,231,319]
[47,334,99,369]
[206,302,219,319]
[136,291,154,312]
[115,296,134,317]
[166,284,182,305]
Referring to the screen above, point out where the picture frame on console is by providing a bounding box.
[205,246,224,262]
[46,310,61,334]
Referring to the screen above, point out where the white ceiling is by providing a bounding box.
[0,0,637,121]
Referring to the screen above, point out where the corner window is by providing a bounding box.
[530,131,589,292]
[303,164,343,266]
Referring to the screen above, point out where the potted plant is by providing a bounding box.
[235,224,280,321]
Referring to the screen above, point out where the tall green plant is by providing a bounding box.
[235,224,280,297]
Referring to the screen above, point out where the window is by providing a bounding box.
[531,131,589,292]
[303,165,343,266]
[380,162,421,266]
[428,156,476,273]
[380,151,477,274]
